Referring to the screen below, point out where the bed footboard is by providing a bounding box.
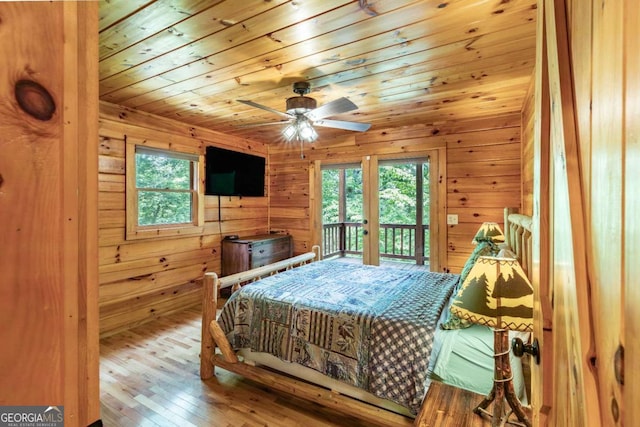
[200,246,319,380]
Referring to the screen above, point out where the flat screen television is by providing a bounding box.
[205,146,265,197]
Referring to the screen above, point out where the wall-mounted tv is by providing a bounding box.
[205,146,265,197]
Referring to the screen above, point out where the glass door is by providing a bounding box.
[377,158,430,266]
[321,164,364,262]
[320,156,431,267]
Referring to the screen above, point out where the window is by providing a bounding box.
[126,139,204,240]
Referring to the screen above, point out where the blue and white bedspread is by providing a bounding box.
[217,260,459,414]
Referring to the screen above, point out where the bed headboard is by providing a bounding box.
[504,207,533,278]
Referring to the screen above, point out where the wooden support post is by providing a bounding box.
[200,272,218,380]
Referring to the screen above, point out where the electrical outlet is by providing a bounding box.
[447,214,458,225]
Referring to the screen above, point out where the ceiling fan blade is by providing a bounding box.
[313,119,371,132]
[306,97,358,121]
[237,100,293,119]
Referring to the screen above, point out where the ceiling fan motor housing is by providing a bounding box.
[286,96,317,115]
[292,81,311,95]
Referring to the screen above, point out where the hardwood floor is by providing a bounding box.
[101,306,370,427]
[100,304,519,427]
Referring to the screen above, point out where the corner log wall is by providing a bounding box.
[269,114,524,273]
[98,102,269,337]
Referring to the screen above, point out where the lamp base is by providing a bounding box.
[473,329,531,427]
[473,395,531,427]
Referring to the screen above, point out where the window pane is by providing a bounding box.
[344,168,362,222]
[322,169,340,223]
[138,191,192,226]
[378,163,416,224]
[136,153,191,190]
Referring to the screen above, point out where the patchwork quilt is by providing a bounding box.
[217,260,459,414]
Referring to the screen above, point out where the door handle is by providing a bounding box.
[512,337,540,365]
[363,230,369,235]
[362,219,368,224]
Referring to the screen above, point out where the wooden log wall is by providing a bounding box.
[98,102,269,337]
[445,117,523,271]
[269,114,525,274]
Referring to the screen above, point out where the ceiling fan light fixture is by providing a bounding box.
[298,119,317,142]
[282,117,318,143]
[282,123,297,141]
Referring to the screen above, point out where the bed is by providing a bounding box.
[200,208,533,425]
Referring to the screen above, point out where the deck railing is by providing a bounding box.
[323,222,429,264]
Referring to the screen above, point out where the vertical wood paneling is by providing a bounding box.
[521,76,536,216]
[535,0,637,425]
[66,1,101,423]
[0,2,64,406]
[537,0,637,424]
[310,161,323,254]
[531,2,553,424]
[568,0,593,220]
[0,2,99,424]
[590,0,624,424]
[98,102,269,336]
[432,148,447,273]
[362,155,380,265]
[545,0,601,423]
[624,3,640,425]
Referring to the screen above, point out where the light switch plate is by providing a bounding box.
[447,214,458,225]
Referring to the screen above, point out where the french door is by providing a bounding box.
[316,151,442,270]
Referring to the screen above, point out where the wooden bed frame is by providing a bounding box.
[504,207,533,278]
[200,208,533,426]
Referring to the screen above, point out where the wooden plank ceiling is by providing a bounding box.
[99,0,537,144]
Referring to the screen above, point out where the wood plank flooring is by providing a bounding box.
[100,304,514,427]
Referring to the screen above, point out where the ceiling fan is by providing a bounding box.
[237,81,371,144]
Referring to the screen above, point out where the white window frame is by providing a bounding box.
[125,137,204,241]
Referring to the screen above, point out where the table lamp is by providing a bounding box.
[472,222,505,245]
[450,256,533,427]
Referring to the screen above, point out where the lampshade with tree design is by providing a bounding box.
[450,256,533,332]
[472,222,505,245]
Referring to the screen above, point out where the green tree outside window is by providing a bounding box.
[135,148,197,226]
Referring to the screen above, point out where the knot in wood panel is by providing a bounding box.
[14,79,55,121]
[614,344,624,385]
[358,0,378,16]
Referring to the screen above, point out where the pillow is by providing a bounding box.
[440,240,499,330]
